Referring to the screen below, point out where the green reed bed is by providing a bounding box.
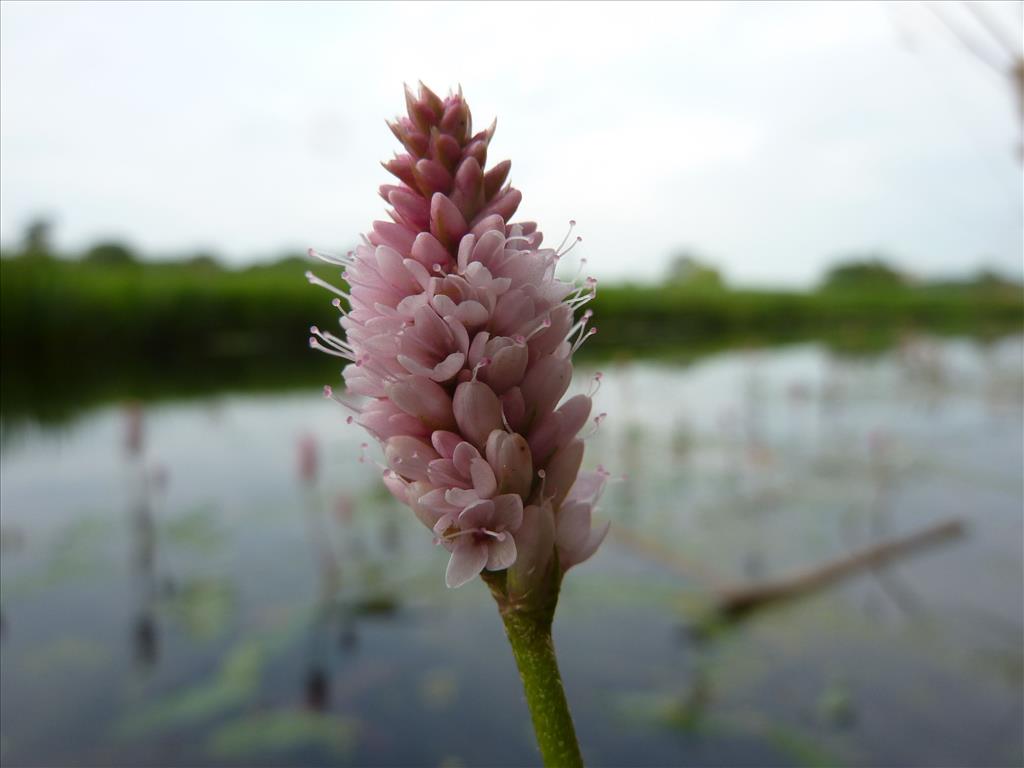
[2,255,1020,423]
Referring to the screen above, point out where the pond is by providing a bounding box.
[1,336,1022,767]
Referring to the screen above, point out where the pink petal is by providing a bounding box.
[501,387,527,432]
[454,300,489,327]
[444,315,470,354]
[565,470,608,506]
[458,498,495,529]
[491,494,524,533]
[457,231,476,273]
[408,481,443,530]
[397,354,439,378]
[507,503,555,598]
[481,343,528,394]
[555,394,592,445]
[528,411,564,465]
[529,304,573,359]
[446,487,481,509]
[446,539,488,588]
[544,439,584,508]
[452,441,481,476]
[402,257,433,290]
[430,351,466,382]
[384,436,439,482]
[555,500,591,553]
[370,220,416,256]
[427,458,470,489]
[467,331,491,367]
[470,228,505,265]
[381,470,408,504]
[520,356,572,425]
[432,294,458,317]
[484,429,508,468]
[375,245,420,292]
[452,381,504,449]
[430,430,462,459]
[486,534,518,571]
[563,520,610,570]
[410,231,450,269]
[469,213,506,239]
[490,289,536,337]
[470,457,497,499]
[417,487,460,515]
[386,376,455,430]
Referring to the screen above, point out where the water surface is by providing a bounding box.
[2,337,1022,766]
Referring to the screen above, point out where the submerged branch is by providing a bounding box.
[715,518,965,618]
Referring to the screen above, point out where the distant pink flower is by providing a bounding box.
[310,84,608,588]
[297,433,318,484]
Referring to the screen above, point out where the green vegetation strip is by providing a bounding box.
[2,255,1020,422]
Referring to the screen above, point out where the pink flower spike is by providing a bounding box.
[309,84,610,589]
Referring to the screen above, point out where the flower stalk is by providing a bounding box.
[483,568,584,767]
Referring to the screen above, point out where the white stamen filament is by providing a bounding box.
[555,219,577,254]
[309,247,355,268]
[571,327,597,355]
[521,315,553,343]
[581,412,608,440]
[471,356,491,382]
[565,309,593,345]
[323,385,363,419]
[306,271,351,301]
[558,236,582,259]
[310,326,356,357]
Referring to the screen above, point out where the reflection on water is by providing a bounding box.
[1,336,1022,766]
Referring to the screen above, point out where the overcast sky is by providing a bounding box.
[1,1,1021,286]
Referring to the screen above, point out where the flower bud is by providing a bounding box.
[480,341,528,394]
[453,380,503,450]
[520,355,572,426]
[388,187,430,230]
[385,435,439,482]
[451,156,484,220]
[430,192,469,250]
[496,433,533,498]
[410,231,450,269]
[507,503,555,601]
[370,220,416,256]
[413,158,453,197]
[543,439,584,508]
[386,376,456,430]
[483,159,511,199]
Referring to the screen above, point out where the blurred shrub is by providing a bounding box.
[821,256,908,292]
[665,251,726,291]
[83,241,138,266]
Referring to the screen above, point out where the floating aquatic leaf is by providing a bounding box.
[117,642,264,737]
[205,711,358,760]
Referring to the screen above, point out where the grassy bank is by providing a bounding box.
[2,255,1021,423]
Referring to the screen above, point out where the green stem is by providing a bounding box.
[499,606,584,768]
